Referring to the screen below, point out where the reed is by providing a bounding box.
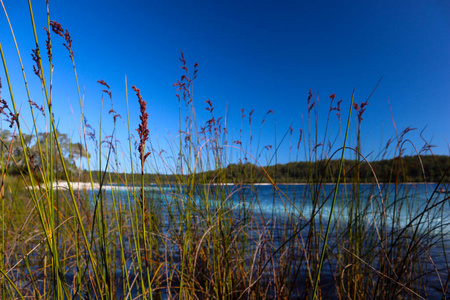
[0,1,449,299]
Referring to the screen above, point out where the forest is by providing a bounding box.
[81,155,450,185]
[194,155,450,184]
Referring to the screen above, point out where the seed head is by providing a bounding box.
[44,27,52,62]
[329,93,335,101]
[133,85,150,163]
[50,21,74,58]
[31,48,42,78]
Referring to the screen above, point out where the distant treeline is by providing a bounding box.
[90,155,450,184]
[206,155,450,184]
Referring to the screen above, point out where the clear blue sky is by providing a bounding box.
[1,0,449,172]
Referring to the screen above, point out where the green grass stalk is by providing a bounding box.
[313,89,354,299]
[26,1,105,296]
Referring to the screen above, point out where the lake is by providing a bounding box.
[88,182,449,298]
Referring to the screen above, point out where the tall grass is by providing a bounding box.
[0,1,449,299]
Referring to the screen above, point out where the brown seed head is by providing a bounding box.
[308,90,314,112]
[63,29,73,57]
[97,79,110,90]
[329,93,335,101]
[50,21,64,37]
[44,27,52,62]
[50,21,74,58]
[133,85,150,160]
[31,48,41,78]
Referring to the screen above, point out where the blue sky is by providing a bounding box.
[1,0,449,172]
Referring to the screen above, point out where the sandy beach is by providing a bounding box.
[30,181,113,191]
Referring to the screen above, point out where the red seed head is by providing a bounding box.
[133,86,150,161]
[329,93,335,101]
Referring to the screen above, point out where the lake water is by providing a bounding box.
[93,182,449,298]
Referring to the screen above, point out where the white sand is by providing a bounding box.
[51,181,102,190]
[30,181,113,191]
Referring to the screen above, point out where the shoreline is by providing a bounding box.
[30,181,108,191]
[28,181,442,191]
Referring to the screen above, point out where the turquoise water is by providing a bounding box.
[113,182,447,232]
